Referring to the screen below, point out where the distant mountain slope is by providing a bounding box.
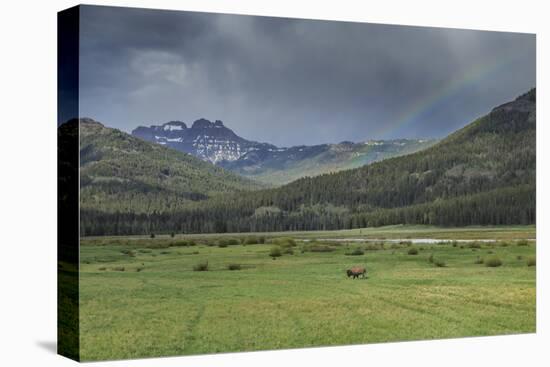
[77,118,262,215]
[132,118,436,185]
[219,139,437,185]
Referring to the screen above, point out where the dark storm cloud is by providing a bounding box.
[78,5,535,146]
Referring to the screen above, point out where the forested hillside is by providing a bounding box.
[80,89,535,235]
[77,118,262,216]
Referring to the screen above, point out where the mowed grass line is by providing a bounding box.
[78,236,536,361]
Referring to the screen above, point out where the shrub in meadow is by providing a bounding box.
[346,248,365,256]
[270,247,282,258]
[408,248,419,255]
[218,238,239,247]
[193,261,209,271]
[170,240,189,247]
[275,237,297,248]
[468,242,482,249]
[283,247,294,255]
[245,236,259,245]
[485,257,503,267]
[526,257,536,267]
[227,263,242,271]
[434,259,446,267]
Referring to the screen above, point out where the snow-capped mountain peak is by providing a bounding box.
[132,118,275,164]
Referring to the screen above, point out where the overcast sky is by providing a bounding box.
[77,5,535,147]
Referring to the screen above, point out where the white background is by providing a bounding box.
[0,0,547,366]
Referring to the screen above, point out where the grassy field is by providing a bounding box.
[77,225,536,361]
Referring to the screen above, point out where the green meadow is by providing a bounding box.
[77,225,536,361]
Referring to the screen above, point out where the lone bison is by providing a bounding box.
[346,266,366,279]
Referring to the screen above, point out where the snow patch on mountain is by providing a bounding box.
[164,124,184,131]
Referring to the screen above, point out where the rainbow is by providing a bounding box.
[378,53,523,137]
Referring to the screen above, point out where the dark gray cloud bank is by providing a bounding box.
[78,5,535,146]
